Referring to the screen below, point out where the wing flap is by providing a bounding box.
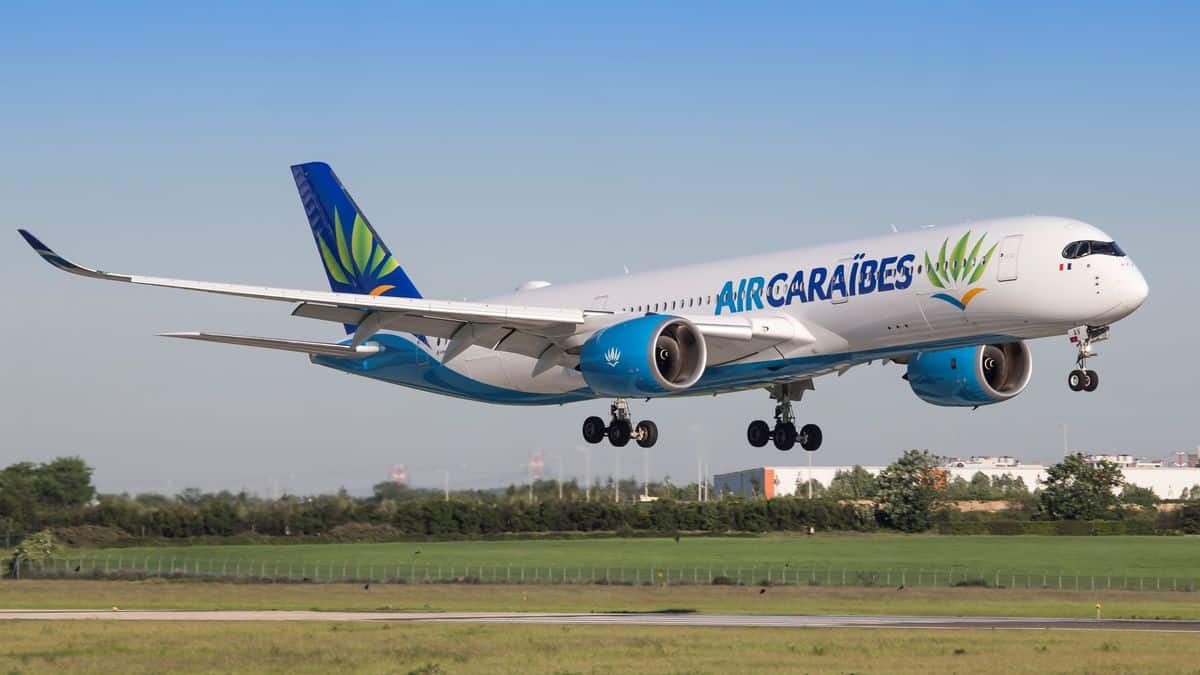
[159,332,381,358]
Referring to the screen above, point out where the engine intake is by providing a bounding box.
[906,341,1032,407]
[579,315,707,396]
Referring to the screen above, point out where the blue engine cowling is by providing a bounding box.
[906,341,1032,407]
[579,315,708,396]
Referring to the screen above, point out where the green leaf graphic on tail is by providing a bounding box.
[317,208,399,293]
[926,231,996,310]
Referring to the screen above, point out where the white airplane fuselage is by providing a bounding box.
[329,215,1147,403]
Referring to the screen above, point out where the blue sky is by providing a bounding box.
[2,2,1198,494]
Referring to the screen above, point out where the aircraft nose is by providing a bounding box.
[1127,264,1149,310]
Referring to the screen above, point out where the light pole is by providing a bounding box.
[1059,422,1069,457]
[614,446,621,503]
[807,448,814,499]
[557,455,564,500]
[642,448,650,499]
[576,446,592,501]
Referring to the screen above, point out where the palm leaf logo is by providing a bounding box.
[317,209,400,294]
[926,231,997,310]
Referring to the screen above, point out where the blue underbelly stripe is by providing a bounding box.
[312,332,1021,405]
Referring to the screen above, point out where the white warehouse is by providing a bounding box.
[713,456,1200,500]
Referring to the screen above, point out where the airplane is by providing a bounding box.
[18,162,1149,452]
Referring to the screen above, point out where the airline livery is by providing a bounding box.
[19,162,1149,452]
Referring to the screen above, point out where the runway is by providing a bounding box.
[2,610,1199,632]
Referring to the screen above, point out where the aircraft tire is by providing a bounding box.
[609,419,632,447]
[582,416,607,444]
[773,422,797,451]
[636,420,658,448]
[1068,370,1085,391]
[800,424,823,452]
[747,420,771,448]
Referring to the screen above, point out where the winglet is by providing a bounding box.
[17,229,127,281]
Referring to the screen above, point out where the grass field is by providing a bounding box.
[2,621,1198,674]
[51,534,1200,587]
[4,580,1199,619]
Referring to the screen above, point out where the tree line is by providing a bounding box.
[3,452,1199,545]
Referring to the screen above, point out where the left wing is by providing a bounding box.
[19,229,812,367]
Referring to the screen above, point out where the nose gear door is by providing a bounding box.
[996,235,1023,282]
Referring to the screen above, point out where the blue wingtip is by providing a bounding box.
[17,229,88,274]
[17,228,48,252]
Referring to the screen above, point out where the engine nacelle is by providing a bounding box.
[906,341,1032,407]
[579,315,707,396]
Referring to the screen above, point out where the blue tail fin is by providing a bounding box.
[291,162,422,302]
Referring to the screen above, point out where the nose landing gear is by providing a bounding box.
[1067,325,1108,393]
[582,398,658,448]
[747,381,822,452]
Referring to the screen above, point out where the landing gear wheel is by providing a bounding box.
[1084,369,1099,392]
[582,416,607,444]
[608,419,632,447]
[747,420,771,448]
[799,424,823,452]
[773,422,797,451]
[636,420,658,448]
[1068,370,1085,392]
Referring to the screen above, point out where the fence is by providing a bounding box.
[10,557,1199,593]
[2,531,26,550]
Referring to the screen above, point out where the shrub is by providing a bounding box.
[325,522,402,543]
[50,525,131,548]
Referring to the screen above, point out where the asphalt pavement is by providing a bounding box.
[2,610,1198,632]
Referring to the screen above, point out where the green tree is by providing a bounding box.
[0,462,39,526]
[1179,503,1200,534]
[372,481,408,501]
[875,450,944,532]
[1038,454,1124,520]
[990,474,1032,499]
[826,465,877,500]
[34,456,95,507]
[793,478,827,498]
[1119,484,1159,508]
[1177,484,1200,501]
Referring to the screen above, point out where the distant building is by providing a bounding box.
[714,454,1200,500]
[943,456,1023,469]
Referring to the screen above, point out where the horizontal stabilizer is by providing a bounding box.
[159,332,380,358]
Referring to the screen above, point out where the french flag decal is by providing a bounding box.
[1059,263,1072,271]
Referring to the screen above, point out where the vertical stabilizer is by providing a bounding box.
[291,162,422,303]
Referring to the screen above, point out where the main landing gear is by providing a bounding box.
[747,382,822,452]
[582,398,658,448]
[1067,325,1108,393]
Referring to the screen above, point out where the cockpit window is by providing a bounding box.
[1063,240,1125,259]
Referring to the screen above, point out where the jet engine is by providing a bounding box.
[906,341,1032,407]
[579,315,707,396]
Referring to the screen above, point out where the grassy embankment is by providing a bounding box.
[1,621,1198,674]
